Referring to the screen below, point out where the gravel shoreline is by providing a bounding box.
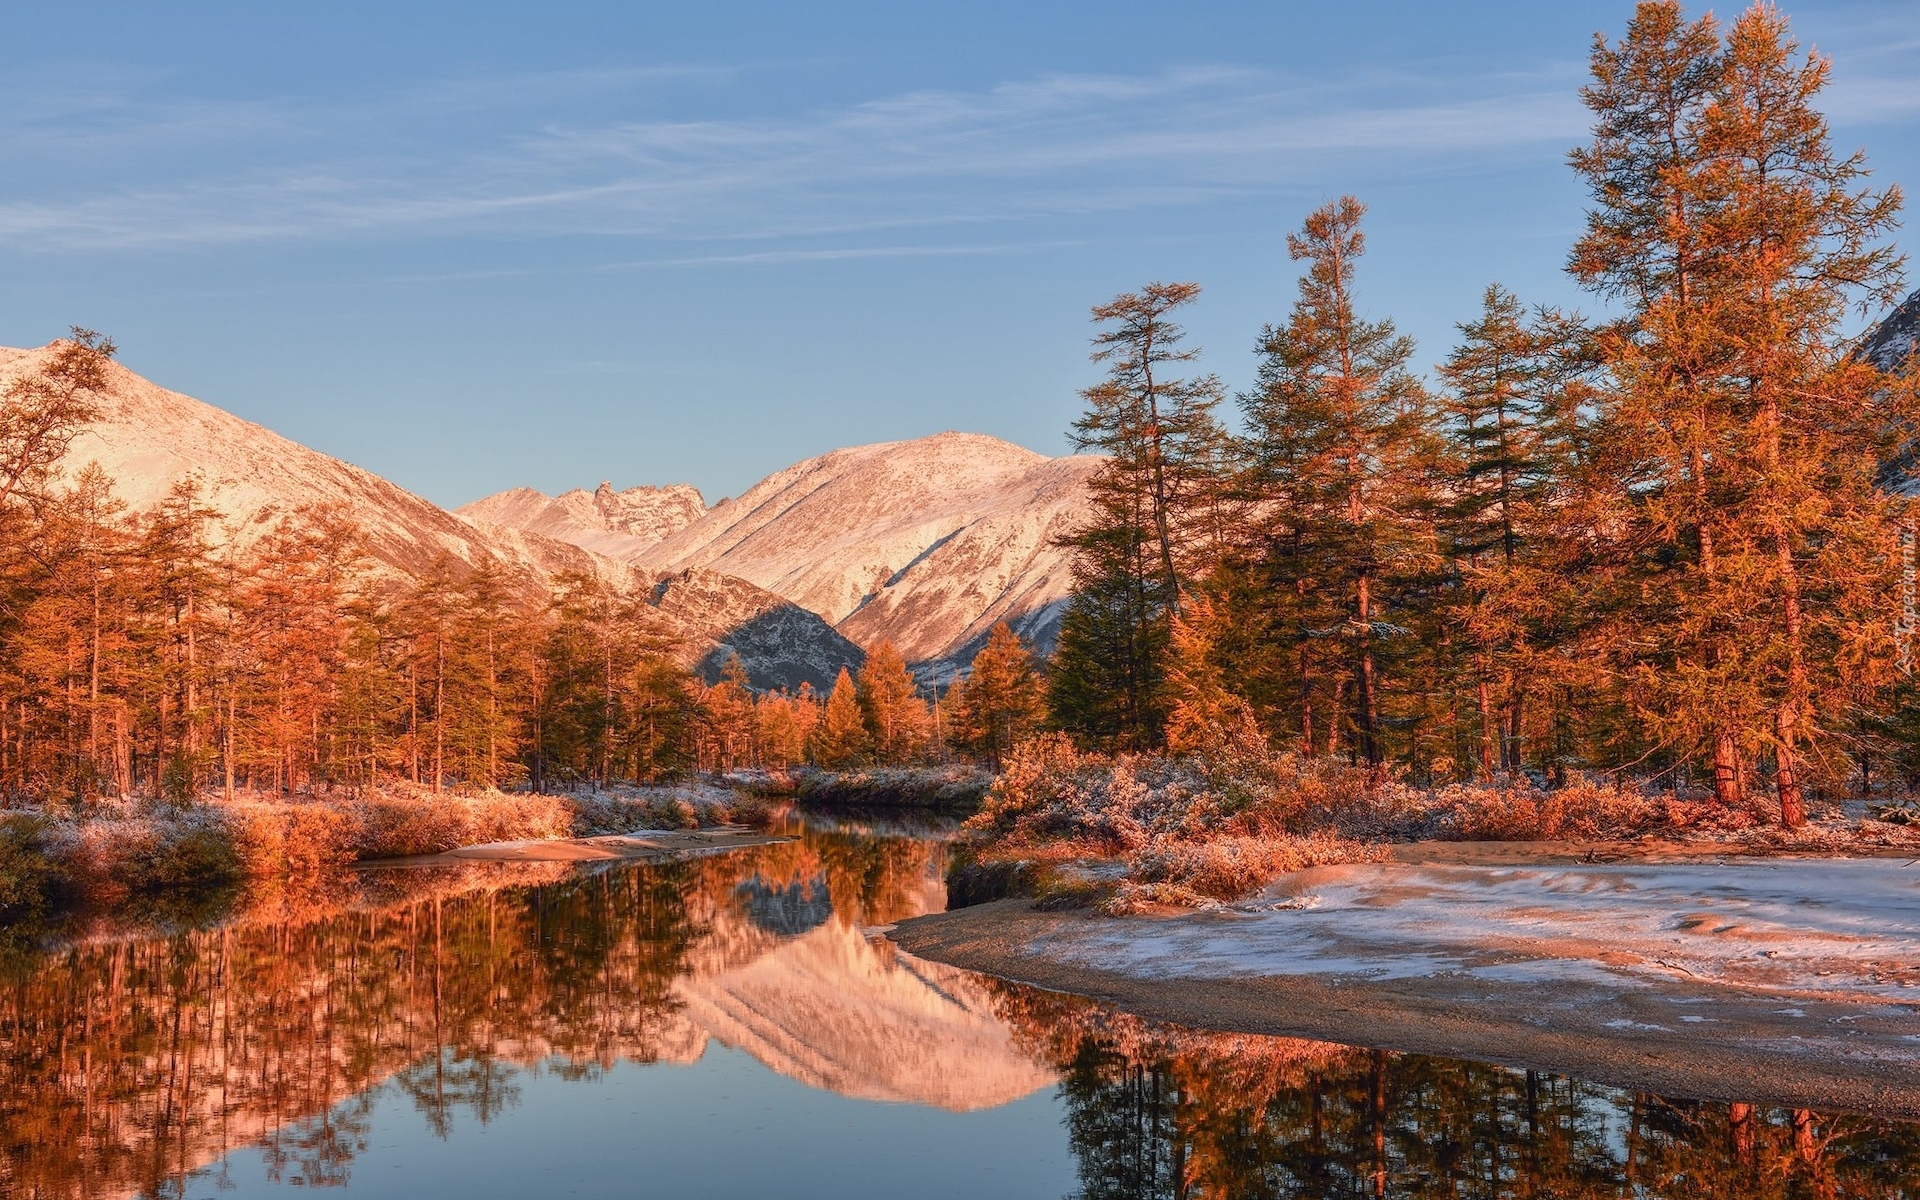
[891,894,1920,1119]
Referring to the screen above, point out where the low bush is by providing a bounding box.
[965,729,1755,906]
[127,819,244,891]
[794,765,995,811]
[0,816,68,915]
[0,779,765,916]
[1126,831,1384,902]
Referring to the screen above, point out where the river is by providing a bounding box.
[2,812,1916,1198]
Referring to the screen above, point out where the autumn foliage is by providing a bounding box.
[1044,1,1919,832]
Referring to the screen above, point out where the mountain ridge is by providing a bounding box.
[463,430,1102,677]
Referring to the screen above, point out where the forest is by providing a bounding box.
[1045,1,1918,828]
[0,333,1045,805]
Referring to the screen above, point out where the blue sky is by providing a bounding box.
[4,1,1916,507]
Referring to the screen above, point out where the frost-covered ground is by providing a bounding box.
[1035,857,1920,1004]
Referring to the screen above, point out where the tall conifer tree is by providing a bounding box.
[1238,198,1430,766]
[1053,282,1227,749]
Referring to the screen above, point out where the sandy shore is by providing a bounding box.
[893,849,1920,1118]
[364,827,788,866]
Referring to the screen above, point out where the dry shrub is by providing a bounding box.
[794,765,996,810]
[0,779,760,910]
[352,795,460,858]
[468,792,573,843]
[351,788,579,857]
[0,816,68,914]
[278,806,360,871]
[233,805,358,876]
[1300,769,1680,842]
[569,782,755,834]
[972,736,1380,903]
[127,819,243,890]
[969,734,1742,907]
[1127,831,1384,901]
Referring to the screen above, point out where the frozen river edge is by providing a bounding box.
[891,850,1920,1118]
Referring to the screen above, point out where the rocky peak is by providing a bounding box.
[1865,288,1920,376]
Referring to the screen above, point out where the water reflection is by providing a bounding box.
[998,989,1920,1199]
[1,819,1917,1199]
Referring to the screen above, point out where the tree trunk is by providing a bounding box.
[1502,689,1523,773]
[1729,1101,1755,1165]
[1776,712,1806,829]
[1355,573,1381,766]
[1476,669,1496,780]
[1713,729,1745,806]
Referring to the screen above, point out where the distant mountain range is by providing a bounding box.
[1866,288,1920,376]
[5,344,1104,688]
[463,431,1100,679]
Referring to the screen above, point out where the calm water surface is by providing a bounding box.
[4,813,1918,1199]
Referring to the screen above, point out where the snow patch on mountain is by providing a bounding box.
[1865,288,1920,376]
[458,481,706,559]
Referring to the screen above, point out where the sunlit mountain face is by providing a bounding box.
[463,431,1104,679]
[4,819,1919,1200]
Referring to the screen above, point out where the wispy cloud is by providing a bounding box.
[0,47,1903,257]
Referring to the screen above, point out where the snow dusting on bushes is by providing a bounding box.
[0,781,765,915]
[964,731,1768,906]
[790,765,995,810]
[965,733,1382,905]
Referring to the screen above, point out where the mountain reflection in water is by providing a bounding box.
[0,815,1915,1199]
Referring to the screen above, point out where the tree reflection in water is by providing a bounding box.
[993,986,1920,1199]
[0,822,948,1199]
[2,821,1919,1199]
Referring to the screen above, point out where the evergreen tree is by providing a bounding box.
[0,330,113,512]
[1571,0,1908,823]
[1054,282,1227,749]
[699,654,757,772]
[447,560,530,789]
[952,623,1045,767]
[623,651,699,782]
[810,667,868,769]
[856,639,927,764]
[231,510,360,793]
[1696,3,1906,823]
[1162,594,1264,756]
[133,478,225,800]
[754,688,812,769]
[1432,286,1584,777]
[1237,197,1432,766]
[1047,525,1166,750]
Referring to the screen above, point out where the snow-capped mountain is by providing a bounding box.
[459,481,707,559]
[467,432,1101,676]
[3,343,859,690]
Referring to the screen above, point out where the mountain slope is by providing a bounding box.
[467,432,1101,675]
[1866,287,1920,375]
[2,343,859,690]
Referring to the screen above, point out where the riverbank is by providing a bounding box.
[0,779,772,914]
[893,846,1920,1118]
[726,765,994,811]
[383,826,789,864]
